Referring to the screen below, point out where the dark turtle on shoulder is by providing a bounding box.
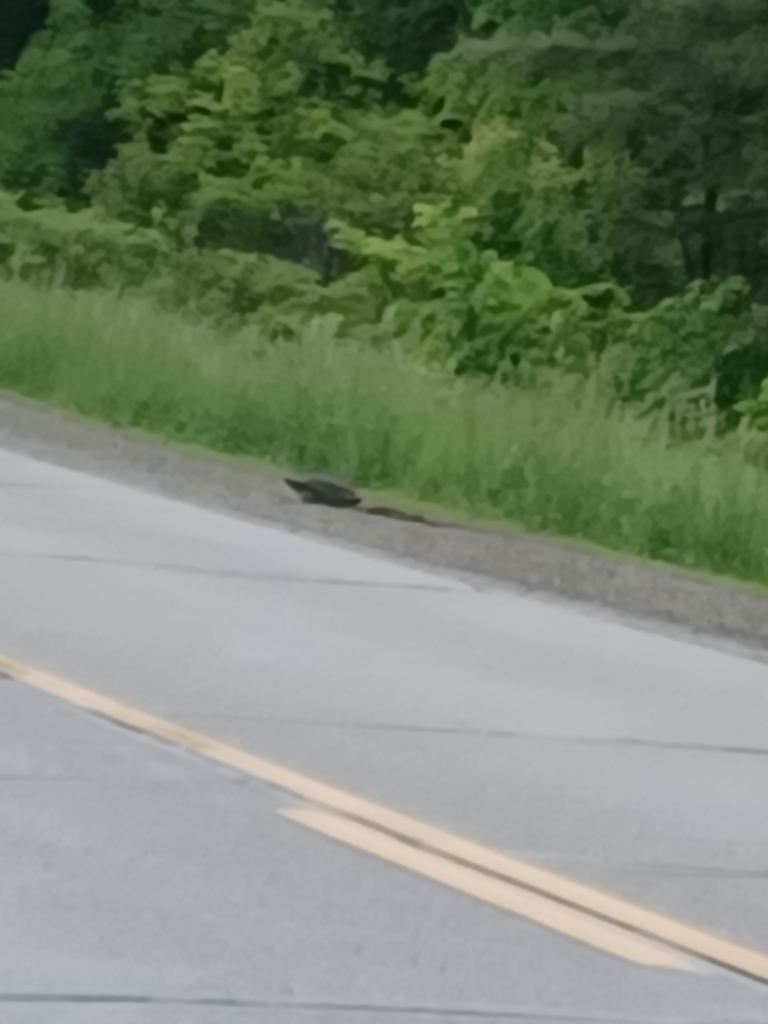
[284,475,362,508]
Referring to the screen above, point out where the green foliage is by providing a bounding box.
[0,189,324,328]
[0,0,257,194]
[446,117,627,286]
[91,0,446,272]
[430,0,768,303]
[328,202,768,430]
[4,184,765,430]
[4,0,768,440]
[332,0,468,73]
[0,0,114,194]
[0,189,170,289]
[603,277,764,412]
[3,277,768,585]
[330,202,621,377]
[739,383,768,426]
[733,373,768,475]
[0,0,48,70]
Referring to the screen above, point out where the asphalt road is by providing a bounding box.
[2,445,768,1023]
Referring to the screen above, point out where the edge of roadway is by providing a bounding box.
[1,387,768,662]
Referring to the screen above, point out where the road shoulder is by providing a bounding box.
[2,389,767,657]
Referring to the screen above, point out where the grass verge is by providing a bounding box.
[1,279,767,586]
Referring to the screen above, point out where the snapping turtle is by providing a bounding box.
[284,474,461,529]
[284,475,362,508]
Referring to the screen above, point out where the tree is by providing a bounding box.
[0,0,49,70]
[615,0,768,298]
[91,0,447,273]
[425,0,768,301]
[332,0,469,73]
[0,0,256,195]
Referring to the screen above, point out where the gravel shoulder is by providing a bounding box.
[2,389,767,659]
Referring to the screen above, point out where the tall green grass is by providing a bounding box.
[2,279,767,585]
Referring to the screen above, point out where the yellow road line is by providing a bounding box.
[282,807,693,970]
[2,649,767,981]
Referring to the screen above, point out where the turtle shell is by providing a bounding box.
[284,475,361,508]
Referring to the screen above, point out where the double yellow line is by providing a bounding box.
[2,650,767,983]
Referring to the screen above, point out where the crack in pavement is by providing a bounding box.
[0,550,456,592]
[525,854,768,880]
[196,714,768,759]
[0,482,58,489]
[0,995,738,1023]
[604,863,768,880]
[0,775,105,782]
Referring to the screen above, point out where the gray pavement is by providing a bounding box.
[2,390,768,655]
[1,446,768,1022]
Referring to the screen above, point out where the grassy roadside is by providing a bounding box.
[1,278,768,587]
